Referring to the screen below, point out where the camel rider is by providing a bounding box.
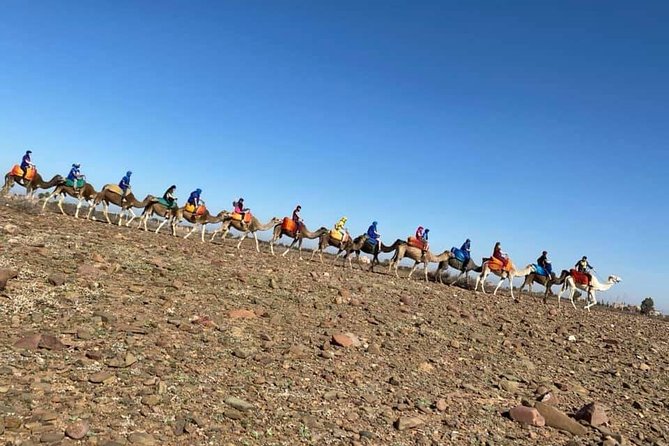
[292,205,303,234]
[334,217,348,242]
[492,242,509,268]
[367,221,381,250]
[162,185,177,208]
[460,238,472,270]
[118,171,131,203]
[537,250,554,278]
[575,256,594,282]
[187,188,203,212]
[233,198,250,229]
[20,150,34,182]
[67,164,84,191]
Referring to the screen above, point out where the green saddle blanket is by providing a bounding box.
[157,198,177,209]
[65,179,85,188]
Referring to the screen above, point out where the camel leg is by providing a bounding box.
[281,238,296,257]
[57,195,67,215]
[42,191,56,212]
[236,233,248,250]
[125,209,137,227]
[103,203,112,224]
[74,199,83,218]
[184,224,198,239]
[408,261,419,279]
[254,232,260,252]
[155,219,169,234]
[209,228,220,242]
[493,276,505,295]
[424,262,429,281]
[569,288,577,310]
[200,225,206,242]
[449,271,465,286]
[585,291,596,311]
[509,276,516,300]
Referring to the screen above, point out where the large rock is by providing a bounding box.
[224,396,254,412]
[228,309,256,319]
[394,416,425,431]
[332,333,361,348]
[509,406,545,426]
[574,402,609,427]
[38,334,65,350]
[0,269,18,291]
[65,420,89,440]
[535,402,587,436]
[14,333,41,350]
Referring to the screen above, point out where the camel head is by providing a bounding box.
[608,275,622,284]
[270,217,282,225]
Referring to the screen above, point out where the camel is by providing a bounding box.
[41,182,97,218]
[2,170,64,198]
[268,222,329,259]
[309,230,364,267]
[87,185,157,226]
[474,259,535,301]
[556,270,622,311]
[173,207,230,242]
[387,243,454,281]
[517,269,569,301]
[210,215,282,252]
[342,236,404,272]
[435,257,483,286]
[136,201,181,235]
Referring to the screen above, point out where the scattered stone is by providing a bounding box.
[128,432,155,445]
[395,416,424,431]
[228,309,256,319]
[141,395,161,406]
[435,399,448,412]
[509,406,545,427]
[224,396,254,412]
[224,408,244,420]
[89,372,115,384]
[332,334,354,347]
[14,333,41,350]
[47,273,67,286]
[575,402,609,427]
[0,269,18,291]
[38,334,65,350]
[499,379,520,393]
[40,431,65,443]
[65,420,89,440]
[2,223,19,234]
[535,402,587,436]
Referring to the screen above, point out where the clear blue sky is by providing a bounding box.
[1,1,667,311]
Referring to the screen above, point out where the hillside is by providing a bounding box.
[1,197,668,446]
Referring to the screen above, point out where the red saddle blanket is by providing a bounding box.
[407,236,428,250]
[570,269,590,285]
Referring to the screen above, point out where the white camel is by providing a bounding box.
[474,260,535,301]
[557,272,622,311]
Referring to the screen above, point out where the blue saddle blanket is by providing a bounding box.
[533,264,548,277]
[451,248,467,262]
[364,238,378,250]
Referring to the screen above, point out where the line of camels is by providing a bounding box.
[2,170,621,311]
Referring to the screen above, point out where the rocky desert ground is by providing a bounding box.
[0,196,667,446]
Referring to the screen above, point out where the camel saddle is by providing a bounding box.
[104,184,130,196]
[533,264,548,277]
[487,256,515,272]
[281,217,297,233]
[10,165,36,181]
[451,247,467,262]
[157,198,177,209]
[569,269,590,285]
[65,178,85,188]
[232,212,252,223]
[329,229,348,243]
[407,236,428,250]
[185,203,206,216]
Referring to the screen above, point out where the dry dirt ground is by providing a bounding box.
[0,196,667,446]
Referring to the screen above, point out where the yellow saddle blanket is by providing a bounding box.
[185,203,207,216]
[104,184,130,196]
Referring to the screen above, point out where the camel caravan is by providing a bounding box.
[2,154,622,311]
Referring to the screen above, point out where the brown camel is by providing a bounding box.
[2,171,64,198]
[137,201,180,235]
[269,222,329,259]
[210,215,282,252]
[42,182,97,218]
[309,231,368,267]
[517,270,567,301]
[388,242,454,281]
[342,236,404,272]
[87,185,157,226]
[173,207,230,242]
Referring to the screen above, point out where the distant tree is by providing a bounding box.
[640,297,655,315]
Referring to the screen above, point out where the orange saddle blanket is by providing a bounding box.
[407,236,428,250]
[184,203,207,216]
[231,212,252,223]
[9,165,36,181]
[281,217,297,233]
[569,269,590,285]
[487,256,515,272]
